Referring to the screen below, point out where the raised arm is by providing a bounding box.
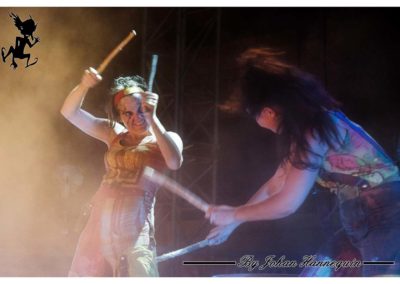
[60,68,123,146]
[141,92,183,170]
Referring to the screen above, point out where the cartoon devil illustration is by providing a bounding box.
[1,13,39,69]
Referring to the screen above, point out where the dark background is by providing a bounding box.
[0,7,399,276]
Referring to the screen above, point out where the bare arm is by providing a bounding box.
[149,117,183,170]
[142,92,183,170]
[247,162,289,204]
[60,68,123,146]
[234,163,319,221]
[206,162,288,244]
[208,133,328,226]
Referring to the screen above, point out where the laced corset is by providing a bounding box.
[101,132,167,189]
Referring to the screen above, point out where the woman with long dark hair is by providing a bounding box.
[206,48,400,276]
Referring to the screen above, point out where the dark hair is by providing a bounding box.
[238,48,342,169]
[106,75,148,128]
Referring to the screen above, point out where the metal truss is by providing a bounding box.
[141,8,221,276]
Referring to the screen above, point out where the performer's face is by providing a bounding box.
[256,107,280,133]
[117,88,149,134]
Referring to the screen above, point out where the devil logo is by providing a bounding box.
[1,13,40,69]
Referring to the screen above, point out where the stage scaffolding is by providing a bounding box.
[140,8,221,276]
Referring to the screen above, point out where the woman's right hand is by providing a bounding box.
[206,223,240,246]
[80,67,102,89]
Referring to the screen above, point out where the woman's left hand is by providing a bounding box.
[141,91,159,122]
[206,205,238,226]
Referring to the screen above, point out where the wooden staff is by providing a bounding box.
[96,30,137,74]
[142,167,210,213]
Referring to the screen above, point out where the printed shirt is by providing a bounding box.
[317,112,399,189]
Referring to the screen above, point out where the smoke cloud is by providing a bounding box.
[0,7,142,276]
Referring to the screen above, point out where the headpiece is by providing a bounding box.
[113,86,141,107]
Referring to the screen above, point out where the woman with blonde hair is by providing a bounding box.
[61,67,183,276]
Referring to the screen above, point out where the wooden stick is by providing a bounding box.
[142,167,210,213]
[96,30,137,74]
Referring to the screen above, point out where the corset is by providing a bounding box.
[101,133,167,190]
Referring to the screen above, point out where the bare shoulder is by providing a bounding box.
[166,131,182,141]
[166,131,183,145]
